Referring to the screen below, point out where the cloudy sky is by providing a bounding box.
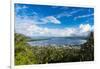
[15,3,94,37]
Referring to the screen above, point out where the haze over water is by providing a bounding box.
[28,37,87,46]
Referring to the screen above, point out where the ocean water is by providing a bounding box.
[28,37,87,46]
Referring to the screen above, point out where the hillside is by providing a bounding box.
[80,32,94,61]
[15,32,94,65]
[15,33,37,65]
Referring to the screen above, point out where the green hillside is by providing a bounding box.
[15,32,94,65]
[80,32,94,61]
[15,33,37,65]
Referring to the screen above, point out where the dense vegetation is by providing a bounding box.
[80,32,94,61]
[15,32,94,65]
[15,33,37,65]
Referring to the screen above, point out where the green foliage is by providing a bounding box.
[31,46,81,64]
[15,33,37,65]
[15,32,94,65]
[80,32,94,61]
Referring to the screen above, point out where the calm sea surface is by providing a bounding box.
[28,37,87,46]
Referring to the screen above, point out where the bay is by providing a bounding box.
[28,37,87,46]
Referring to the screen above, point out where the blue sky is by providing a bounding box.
[15,3,94,37]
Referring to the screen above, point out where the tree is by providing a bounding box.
[80,32,94,61]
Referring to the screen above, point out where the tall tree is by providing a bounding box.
[80,32,94,61]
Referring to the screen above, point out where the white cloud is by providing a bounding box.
[15,5,61,24]
[70,9,83,14]
[41,16,61,24]
[15,23,42,36]
[77,24,92,37]
[56,12,72,18]
[15,15,47,24]
[16,14,61,25]
[15,22,93,37]
[79,24,91,32]
[16,5,28,10]
[74,14,93,20]
[15,5,28,14]
[56,9,83,18]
